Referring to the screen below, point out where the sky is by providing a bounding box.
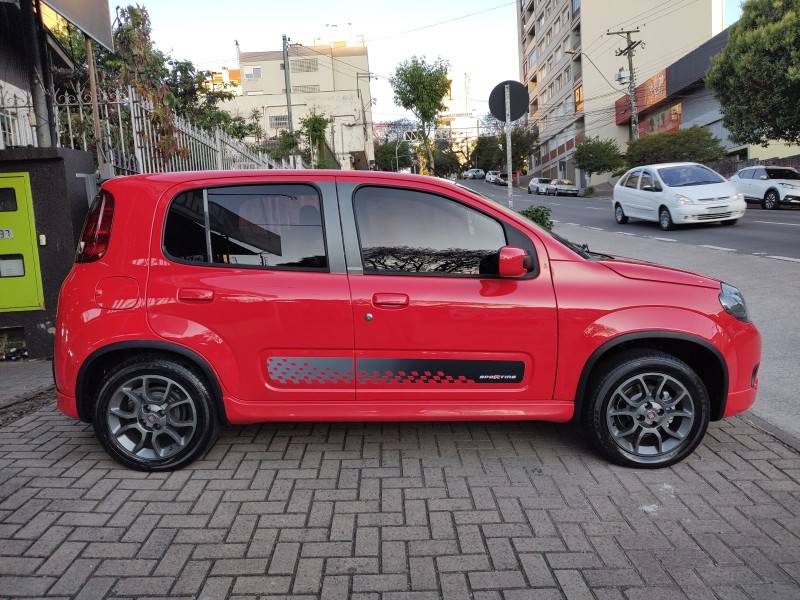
[107,0,745,123]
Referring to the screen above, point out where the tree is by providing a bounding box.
[374,140,412,171]
[300,110,333,168]
[573,137,625,178]
[431,146,462,177]
[390,57,450,173]
[470,135,503,171]
[625,126,726,167]
[499,125,537,172]
[706,0,800,145]
[268,130,301,162]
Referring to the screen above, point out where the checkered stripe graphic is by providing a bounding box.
[357,359,524,385]
[357,368,472,385]
[267,357,354,385]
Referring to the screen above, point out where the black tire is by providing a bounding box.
[720,219,738,226]
[93,355,219,471]
[614,203,629,224]
[659,206,675,231]
[582,349,710,468]
[527,188,532,194]
[763,190,781,210]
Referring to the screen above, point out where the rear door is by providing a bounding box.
[147,176,355,415]
[620,170,642,217]
[0,173,44,312]
[337,178,558,411]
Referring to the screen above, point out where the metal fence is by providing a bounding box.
[1,84,293,175]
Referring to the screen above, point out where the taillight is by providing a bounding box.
[76,189,114,263]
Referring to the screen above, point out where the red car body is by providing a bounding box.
[55,171,760,431]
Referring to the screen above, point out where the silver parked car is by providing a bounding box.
[545,179,580,196]
[527,177,552,194]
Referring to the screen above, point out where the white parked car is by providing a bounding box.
[527,177,552,194]
[462,168,485,180]
[613,162,746,231]
[545,179,580,196]
[485,171,500,184]
[730,165,800,210]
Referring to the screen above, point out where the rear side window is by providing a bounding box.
[353,186,506,276]
[739,169,753,179]
[164,184,327,271]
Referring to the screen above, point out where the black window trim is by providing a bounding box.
[350,183,539,280]
[161,181,332,274]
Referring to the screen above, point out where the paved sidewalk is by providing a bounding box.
[0,360,54,409]
[2,407,800,599]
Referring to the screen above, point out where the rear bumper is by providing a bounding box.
[57,390,79,419]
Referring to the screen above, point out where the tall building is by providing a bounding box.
[516,0,726,186]
[223,42,375,169]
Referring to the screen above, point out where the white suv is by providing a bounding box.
[613,162,746,231]
[527,177,552,194]
[730,165,800,210]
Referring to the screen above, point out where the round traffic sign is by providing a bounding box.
[489,80,528,122]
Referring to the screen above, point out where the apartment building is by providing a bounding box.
[517,0,725,186]
[223,43,375,169]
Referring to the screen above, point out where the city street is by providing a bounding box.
[463,179,800,440]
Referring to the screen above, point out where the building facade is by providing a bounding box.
[614,28,800,166]
[224,43,375,170]
[516,0,726,186]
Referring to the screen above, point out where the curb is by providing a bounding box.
[743,413,800,453]
[0,384,56,411]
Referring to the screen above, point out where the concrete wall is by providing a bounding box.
[0,148,95,358]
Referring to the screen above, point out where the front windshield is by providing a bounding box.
[658,165,725,187]
[766,168,800,180]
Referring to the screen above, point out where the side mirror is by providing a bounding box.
[498,246,531,278]
[641,184,654,192]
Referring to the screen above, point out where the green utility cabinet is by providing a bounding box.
[0,173,45,312]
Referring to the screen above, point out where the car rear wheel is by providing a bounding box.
[93,356,218,471]
[763,190,781,210]
[614,203,629,224]
[659,207,675,231]
[583,350,710,468]
[527,188,532,194]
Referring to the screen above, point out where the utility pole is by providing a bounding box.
[20,0,51,147]
[607,28,643,140]
[282,34,296,167]
[504,83,513,210]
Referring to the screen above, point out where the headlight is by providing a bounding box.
[780,183,797,189]
[719,282,750,322]
[734,192,745,201]
[675,194,693,205]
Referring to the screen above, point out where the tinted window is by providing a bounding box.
[639,171,654,189]
[738,169,752,180]
[766,168,800,180]
[624,171,640,188]
[752,167,767,180]
[354,186,506,276]
[164,184,327,270]
[0,188,16,212]
[657,165,725,187]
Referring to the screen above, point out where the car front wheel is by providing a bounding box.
[583,350,710,468]
[93,355,219,471]
[659,207,675,231]
[614,203,629,224]
[763,190,781,210]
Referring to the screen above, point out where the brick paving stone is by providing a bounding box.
[2,407,800,598]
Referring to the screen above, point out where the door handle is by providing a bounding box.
[178,288,214,302]
[372,293,409,308]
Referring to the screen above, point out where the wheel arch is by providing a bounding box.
[573,331,729,423]
[76,340,227,424]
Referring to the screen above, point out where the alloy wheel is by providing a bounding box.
[765,191,778,209]
[106,375,197,461]
[605,372,695,458]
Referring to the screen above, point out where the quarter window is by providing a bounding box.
[353,186,506,276]
[164,184,327,271]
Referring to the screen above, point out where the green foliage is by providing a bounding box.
[374,140,412,171]
[519,205,553,231]
[268,130,301,162]
[391,56,450,172]
[706,0,800,145]
[625,126,726,167]
[499,126,537,172]
[583,185,595,197]
[431,147,462,177]
[300,110,333,168]
[470,135,503,171]
[574,137,625,176]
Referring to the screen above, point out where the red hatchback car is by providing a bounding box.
[55,171,760,471]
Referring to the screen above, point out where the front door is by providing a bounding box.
[0,173,44,312]
[147,177,355,417]
[338,180,558,412]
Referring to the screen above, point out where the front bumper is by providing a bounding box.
[781,194,800,204]
[676,203,746,223]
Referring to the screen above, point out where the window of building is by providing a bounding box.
[353,186,506,277]
[290,58,319,73]
[528,49,537,70]
[164,185,327,271]
[574,85,584,112]
[243,66,261,80]
[292,84,321,94]
[573,0,581,14]
[269,115,289,130]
